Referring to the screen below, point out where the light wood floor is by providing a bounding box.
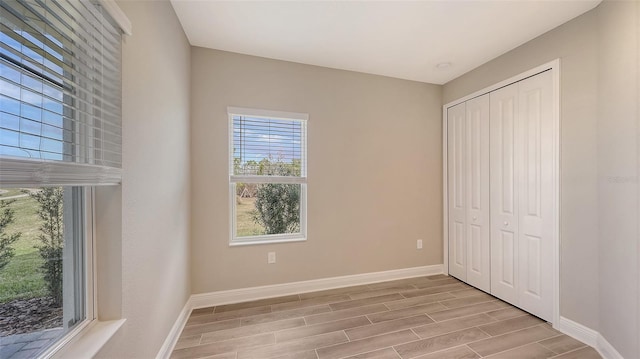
[171,275,601,359]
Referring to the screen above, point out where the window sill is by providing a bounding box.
[50,319,125,359]
[230,236,307,247]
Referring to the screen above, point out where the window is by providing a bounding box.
[229,107,308,245]
[0,0,123,357]
[0,186,91,358]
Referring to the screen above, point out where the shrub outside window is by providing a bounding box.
[229,107,308,245]
[0,186,91,358]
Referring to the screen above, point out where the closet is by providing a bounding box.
[446,69,555,322]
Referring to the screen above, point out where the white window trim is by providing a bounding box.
[48,319,125,359]
[35,187,125,359]
[228,107,308,246]
[46,188,125,359]
[230,175,306,184]
[228,107,309,122]
[29,187,97,358]
[1,0,127,354]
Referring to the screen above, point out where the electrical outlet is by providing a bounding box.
[417,239,423,249]
[268,252,276,264]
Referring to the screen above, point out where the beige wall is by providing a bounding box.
[96,0,192,357]
[190,48,443,293]
[89,0,638,356]
[596,1,638,358]
[444,9,601,329]
[444,1,640,355]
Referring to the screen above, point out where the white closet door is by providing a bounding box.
[447,102,467,281]
[517,71,553,321]
[465,94,490,292]
[490,84,520,305]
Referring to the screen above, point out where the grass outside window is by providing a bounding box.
[0,190,47,303]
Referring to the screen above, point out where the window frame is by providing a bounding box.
[0,185,96,358]
[0,0,125,354]
[228,107,308,246]
[38,187,96,358]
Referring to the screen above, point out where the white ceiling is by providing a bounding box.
[170,0,601,85]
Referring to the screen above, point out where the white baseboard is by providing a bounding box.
[157,265,442,357]
[190,264,443,309]
[555,316,599,347]
[555,316,624,359]
[156,300,192,359]
[596,334,624,359]
[160,268,628,359]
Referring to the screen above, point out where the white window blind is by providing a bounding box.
[0,0,123,186]
[229,107,307,184]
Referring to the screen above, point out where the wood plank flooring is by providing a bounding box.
[171,275,601,359]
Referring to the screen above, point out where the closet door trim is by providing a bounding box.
[442,59,560,325]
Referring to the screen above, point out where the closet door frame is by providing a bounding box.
[442,59,560,325]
